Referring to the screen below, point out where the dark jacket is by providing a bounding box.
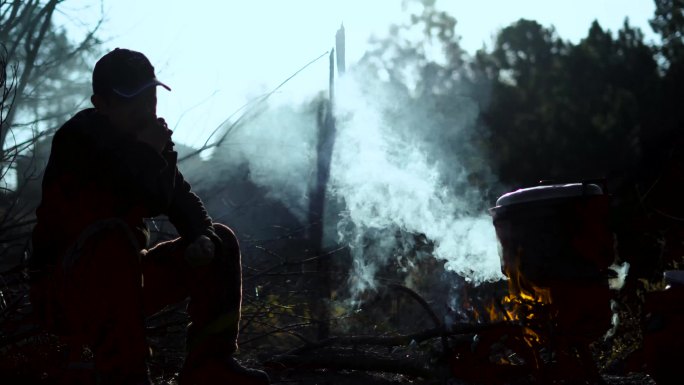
[30,108,216,272]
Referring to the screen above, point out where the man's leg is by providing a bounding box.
[142,223,241,356]
[186,224,243,358]
[59,222,150,384]
[141,223,268,384]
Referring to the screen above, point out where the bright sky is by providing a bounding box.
[56,0,657,149]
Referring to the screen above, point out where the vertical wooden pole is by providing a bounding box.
[309,25,345,340]
[336,24,346,76]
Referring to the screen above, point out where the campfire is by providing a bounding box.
[450,182,616,384]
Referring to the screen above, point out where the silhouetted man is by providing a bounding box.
[29,48,269,385]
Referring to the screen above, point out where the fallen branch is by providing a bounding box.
[265,349,435,379]
[287,328,443,355]
[281,321,520,358]
[260,321,536,382]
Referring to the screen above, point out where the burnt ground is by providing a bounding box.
[0,333,660,385]
[0,333,659,385]
[0,312,660,385]
[0,269,661,385]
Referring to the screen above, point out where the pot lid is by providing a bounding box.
[495,183,603,208]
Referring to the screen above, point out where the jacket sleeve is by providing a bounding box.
[163,150,217,243]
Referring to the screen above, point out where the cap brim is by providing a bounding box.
[112,78,171,98]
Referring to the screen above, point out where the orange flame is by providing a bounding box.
[477,256,556,356]
[479,268,554,323]
[487,300,501,322]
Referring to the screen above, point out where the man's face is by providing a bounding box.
[98,87,157,133]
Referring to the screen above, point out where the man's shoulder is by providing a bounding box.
[54,108,107,141]
[57,108,104,132]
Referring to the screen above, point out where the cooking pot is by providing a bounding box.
[490,183,615,285]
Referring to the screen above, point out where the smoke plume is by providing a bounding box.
[331,72,504,295]
[197,54,505,300]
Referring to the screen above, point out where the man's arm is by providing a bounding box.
[161,149,218,245]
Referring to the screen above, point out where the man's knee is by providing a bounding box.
[212,223,240,259]
[67,220,140,271]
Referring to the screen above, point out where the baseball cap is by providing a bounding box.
[92,48,171,98]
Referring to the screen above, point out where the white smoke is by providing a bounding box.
[205,98,319,221]
[199,56,505,299]
[330,73,504,294]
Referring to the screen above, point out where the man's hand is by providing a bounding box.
[184,235,216,267]
[137,117,172,153]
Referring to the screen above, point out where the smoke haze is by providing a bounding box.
[207,98,320,222]
[331,72,504,293]
[193,60,505,300]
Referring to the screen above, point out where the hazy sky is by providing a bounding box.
[49,1,657,285]
[56,0,657,148]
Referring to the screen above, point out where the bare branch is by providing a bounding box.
[178,51,330,163]
[388,283,442,329]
